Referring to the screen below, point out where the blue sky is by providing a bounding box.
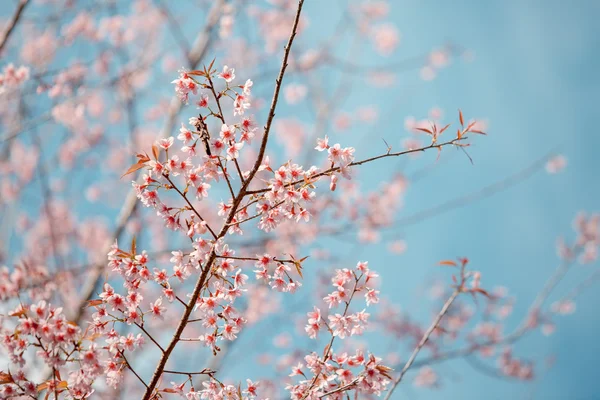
[363,0,600,398]
[292,0,600,398]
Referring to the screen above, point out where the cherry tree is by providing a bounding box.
[0,0,595,399]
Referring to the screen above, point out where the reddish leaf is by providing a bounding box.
[0,371,13,384]
[438,260,458,267]
[377,365,393,379]
[294,262,303,278]
[116,249,130,257]
[8,308,26,318]
[465,122,486,135]
[459,109,464,126]
[472,288,491,298]
[469,129,487,135]
[85,299,103,308]
[414,127,433,134]
[41,381,68,391]
[439,123,451,134]
[152,143,159,160]
[121,160,148,178]
[135,153,150,161]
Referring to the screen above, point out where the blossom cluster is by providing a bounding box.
[572,212,599,263]
[315,136,356,191]
[253,254,302,293]
[165,378,260,400]
[498,348,533,380]
[129,64,358,243]
[0,300,102,399]
[0,64,29,93]
[0,262,51,301]
[287,262,391,399]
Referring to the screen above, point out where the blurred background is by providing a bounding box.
[1,0,599,399]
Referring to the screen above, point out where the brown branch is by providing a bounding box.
[135,322,165,353]
[0,0,30,54]
[163,369,214,375]
[119,350,149,389]
[163,174,218,239]
[246,137,467,196]
[140,2,305,398]
[318,378,360,398]
[215,255,295,263]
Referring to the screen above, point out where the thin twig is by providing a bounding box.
[163,174,218,239]
[0,0,30,53]
[119,350,149,389]
[135,322,165,353]
[410,250,582,370]
[245,137,467,196]
[163,369,214,375]
[384,289,460,400]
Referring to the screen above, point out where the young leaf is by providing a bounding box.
[438,260,458,267]
[152,143,159,160]
[0,371,13,385]
[472,288,491,298]
[439,123,451,134]
[469,129,487,135]
[415,127,433,135]
[121,160,147,178]
[85,299,103,308]
[465,122,486,135]
[8,308,27,318]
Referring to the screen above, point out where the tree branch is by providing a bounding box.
[384,289,460,400]
[0,0,30,54]
[140,2,305,398]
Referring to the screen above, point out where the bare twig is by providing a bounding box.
[0,0,30,53]
[384,289,460,400]
[246,137,468,196]
[410,250,582,370]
